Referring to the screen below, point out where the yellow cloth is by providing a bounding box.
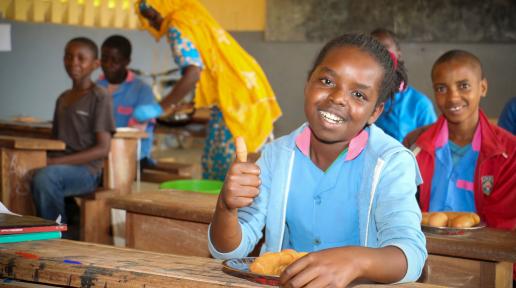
[135,0,282,152]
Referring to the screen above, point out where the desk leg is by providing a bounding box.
[1,149,45,215]
[108,138,137,195]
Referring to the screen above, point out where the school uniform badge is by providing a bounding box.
[481,176,494,196]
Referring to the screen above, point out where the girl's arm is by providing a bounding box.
[159,65,201,114]
[210,160,261,253]
[47,131,111,165]
[280,246,407,287]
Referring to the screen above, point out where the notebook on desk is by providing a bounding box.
[0,213,67,235]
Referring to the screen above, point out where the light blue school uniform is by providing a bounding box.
[286,146,360,252]
[97,72,156,160]
[429,124,481,212]
[208,123,427,283]
[375,85,437,142]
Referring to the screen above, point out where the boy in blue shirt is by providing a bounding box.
[371,29,437,142]
[209,34,426,287]
[97,35,157,167]
[498,97,516,134]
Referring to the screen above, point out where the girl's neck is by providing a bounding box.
[310,136,350,171]
[448,112,479,147]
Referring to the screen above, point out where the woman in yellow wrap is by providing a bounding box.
[133,0,282,180]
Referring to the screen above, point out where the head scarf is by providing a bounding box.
[135,0,282,152]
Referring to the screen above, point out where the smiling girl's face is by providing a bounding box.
[304,45,385,145]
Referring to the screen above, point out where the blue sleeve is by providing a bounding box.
[208,144,271,259]
[168,27,204,74]
[136,81,157,106]
[498,97,516,134]
[416,94,437,127]
[375,150,427,283]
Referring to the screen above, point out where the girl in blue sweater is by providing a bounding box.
[209,34,426,287]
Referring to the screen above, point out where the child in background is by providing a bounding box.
[413,50,516,228]
[97,35,157,167]
[32,38,115,232]
[371,29,436,142]
[209,34,426,287]
[498,97,516,134]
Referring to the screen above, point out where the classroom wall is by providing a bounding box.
[1,20,515,137]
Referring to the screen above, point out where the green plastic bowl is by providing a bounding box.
[159,179,224,194]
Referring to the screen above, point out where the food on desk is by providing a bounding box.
[13,116,40,123]
[422,211,481,228]
[249,249,307,276]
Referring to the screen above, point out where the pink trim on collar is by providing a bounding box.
[294,126,369,161]
[472,124,482,152]
[295,126,311,156]
[97,70,135,82]
[345,129,369,161]
[126,70,135,82]
[436,120,481,151]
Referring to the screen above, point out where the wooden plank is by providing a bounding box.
[0,136,65,151]
[421,254,513,288]
[113,130,147,139]
[127,212,211,257]
[425,228,516,263]
[107,190,217,224]
[0,149,45,215]
[0,240,445,288]
[0,120,53,139]
[141,169,191,183]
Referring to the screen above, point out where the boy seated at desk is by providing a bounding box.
[412,50,516,229]
[97,35,158,167]
[31,37,115,238]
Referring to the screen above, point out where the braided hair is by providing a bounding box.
[370,28,408,92]
[308,33,402,106]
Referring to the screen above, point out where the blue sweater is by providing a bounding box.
[209,124,427,283]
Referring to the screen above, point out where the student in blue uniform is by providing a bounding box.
[371,29,436,142]
[498,97,516,134]
[97,35,157,166]
[209,34,426,287]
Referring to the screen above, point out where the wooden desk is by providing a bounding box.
[423,228,516,288]
[0,120,146,196]
[108,190,217,257]
[0,135,65,215]
[0,240,444,288]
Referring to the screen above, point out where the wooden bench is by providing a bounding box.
[76,131,146,244]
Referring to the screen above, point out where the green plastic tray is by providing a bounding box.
[159,179,223,194]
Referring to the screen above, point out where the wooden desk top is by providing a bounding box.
[0,135,65,150]
[425,228,516,263]
[108,190,217,224]
[0,240,444,288]
[0,120,147,140]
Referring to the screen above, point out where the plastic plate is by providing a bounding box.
[222,257,280,286]
[421,221,486,235]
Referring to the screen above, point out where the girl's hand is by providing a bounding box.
[219,137,260,211]
[219,161,261,211]
[279,248,365,288]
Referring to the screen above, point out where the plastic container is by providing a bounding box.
[159,179,224,194]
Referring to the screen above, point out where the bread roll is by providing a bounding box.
[428,212,448,227]
[422,211,480,228]
[250,249,307,276]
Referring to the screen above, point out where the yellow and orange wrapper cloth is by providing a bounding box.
[135,0,282,153]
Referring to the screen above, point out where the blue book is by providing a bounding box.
[0,231,61,243]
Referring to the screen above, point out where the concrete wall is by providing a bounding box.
[1,20,515,137]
